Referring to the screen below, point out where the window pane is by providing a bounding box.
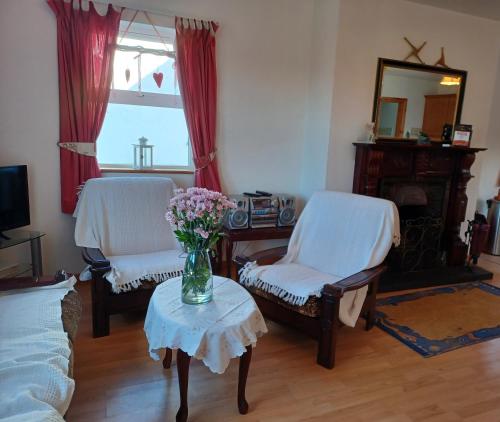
[97,103,190,167]
[113,36,178,95]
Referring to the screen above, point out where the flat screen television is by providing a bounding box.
[0,165,30,237]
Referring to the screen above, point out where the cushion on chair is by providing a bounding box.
[247,284,322,317]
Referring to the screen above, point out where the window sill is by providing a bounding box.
[100,167,194,175]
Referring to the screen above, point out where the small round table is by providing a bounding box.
[144,276,268,422]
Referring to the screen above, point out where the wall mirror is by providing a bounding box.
[372,58,467,142]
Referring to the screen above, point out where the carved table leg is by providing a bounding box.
[163,348,172,369]
[176,349,191,422]
[238,345,252,414]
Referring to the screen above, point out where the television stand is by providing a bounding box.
[0,230,45,279]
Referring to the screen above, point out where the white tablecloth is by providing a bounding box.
[144,276,268,374]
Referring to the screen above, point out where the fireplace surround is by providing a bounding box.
[353,142,493,291]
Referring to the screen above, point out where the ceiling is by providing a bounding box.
[406,0,500,21]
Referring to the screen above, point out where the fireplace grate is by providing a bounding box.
[389,216,444,272]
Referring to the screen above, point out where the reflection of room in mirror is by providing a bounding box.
[376,67,461,140]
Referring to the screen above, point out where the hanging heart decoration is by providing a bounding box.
[125,68,130,83]
[153,72,164,88]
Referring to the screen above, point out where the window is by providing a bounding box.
[97,20,192,171]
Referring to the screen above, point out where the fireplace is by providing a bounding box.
[381,180,448,272]
[352,142,493,291]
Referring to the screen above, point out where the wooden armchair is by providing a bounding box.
[234,191,399,369]
[75,177,184,337]
[235,247,386,369]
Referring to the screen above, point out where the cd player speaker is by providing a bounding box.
[278,195,296,227]
[224,195,249,229]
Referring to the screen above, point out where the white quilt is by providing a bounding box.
[240,191,400,327]
[74,177,185,293]
[0,277,77,422]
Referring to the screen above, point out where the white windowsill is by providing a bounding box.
[100,167,194,175]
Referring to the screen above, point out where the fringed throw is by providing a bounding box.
[104,249,186,294]
[239,262,321,306]
[106,268,184,294]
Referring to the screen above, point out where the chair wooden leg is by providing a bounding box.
[91,276,110,337]
[365,277,380,331]
[163,348,172,369]
[317,294,340,369]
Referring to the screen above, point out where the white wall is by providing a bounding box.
[478,54,500,212]
[0,0,315,274]
[299,0,340,201]
[2,0,500,273]
[326,0,500,228]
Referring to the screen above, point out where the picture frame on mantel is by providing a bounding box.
[372,58,468,144]
[452,124,473,147]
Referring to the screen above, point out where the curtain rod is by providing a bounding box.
[87,0,219,24]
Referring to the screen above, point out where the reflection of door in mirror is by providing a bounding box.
[421,94,457,140]
[377,97,407,138]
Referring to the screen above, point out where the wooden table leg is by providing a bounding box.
[163,347,172,369]
[216,238,223,275]
[176,350,191,422]
[226,238,233,278]
[238,345,252,414]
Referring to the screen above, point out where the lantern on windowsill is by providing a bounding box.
[133,137,154,169]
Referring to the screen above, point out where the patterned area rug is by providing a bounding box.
[375,282,500,357]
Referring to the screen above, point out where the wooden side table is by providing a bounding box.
[163,346,252,421]
[144,276,268,422]
[218,226,294,279]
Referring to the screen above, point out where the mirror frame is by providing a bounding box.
[372,58,468,142]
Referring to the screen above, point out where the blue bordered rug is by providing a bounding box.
[375,282,500,357]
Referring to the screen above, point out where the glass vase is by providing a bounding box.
[181,249,213,304]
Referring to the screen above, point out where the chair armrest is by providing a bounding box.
[82,247,111,273]
[234,246,288,268]
[0,277,61,292]
[322,264,387,298]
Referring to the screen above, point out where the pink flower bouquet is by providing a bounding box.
[166,187,236,252]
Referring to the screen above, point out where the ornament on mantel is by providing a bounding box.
[434,47,449,68]
[153,72,164,88]
[403,37,426,64]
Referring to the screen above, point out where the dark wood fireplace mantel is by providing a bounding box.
[352,142,490,289]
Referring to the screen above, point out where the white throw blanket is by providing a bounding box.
[74,177,185,293]
[240,191,400,327]
[106,250,185,293]
[0,277,77,422]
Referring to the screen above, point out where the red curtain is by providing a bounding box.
[48,0,121,213]
[175,17,222,192]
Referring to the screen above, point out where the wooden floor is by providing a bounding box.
[67,255,500,422]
